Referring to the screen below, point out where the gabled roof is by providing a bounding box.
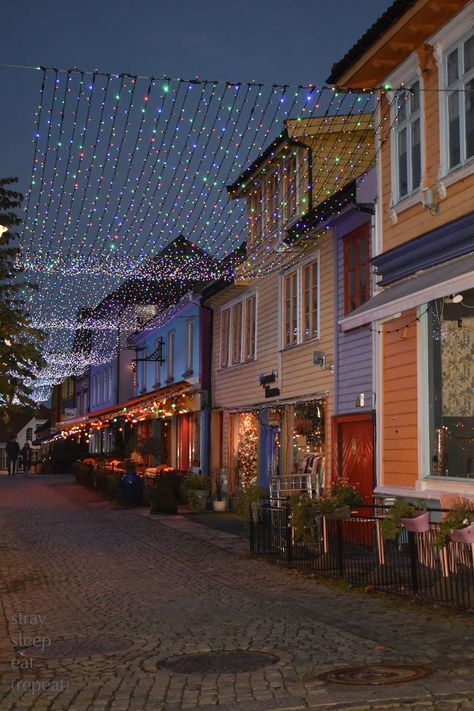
[0,406,50,443]
[327,1,417,85]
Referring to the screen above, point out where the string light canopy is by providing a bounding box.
[9,64,400,397]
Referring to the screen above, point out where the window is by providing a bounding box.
[185,319,194,373]
[247,153,298,247]
[167,332,175,382]
[154,339,161,386]
[247,185,262,249]
[282,257,319,347]
[231,301,243,365]
[140,346,147,392]
[445,33,474,169]
[220,308,230,368]
[26,428,33,442]
[392,80,421,199]
[428,289,474,478]
[343,225,370,314]
[220,293,257,368]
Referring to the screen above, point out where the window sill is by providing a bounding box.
[218,358,256,372]
[164,377,174,385]
[280,336,320,353]
[139,388,147,395]
[152,382,161,389]
[182,369,194,378]
[439,156,474,191]
[388,189,422,224]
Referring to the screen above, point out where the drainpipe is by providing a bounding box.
[200,301,213,481]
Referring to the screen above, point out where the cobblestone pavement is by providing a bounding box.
[1,476,474,710]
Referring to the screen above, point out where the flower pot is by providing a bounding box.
[400,511,430,533]
[449,522,474,544]
[325,505,351,521]
[213,499,227,512]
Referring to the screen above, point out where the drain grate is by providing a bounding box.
[321,664,430,686]
[158,650,278,674]
[20,637,131,659]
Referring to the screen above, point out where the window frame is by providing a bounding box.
[281,254,320,349]
[343,224,370,315]
[220,291,258,369]
[443,30,474,173]
[390,78,422,202]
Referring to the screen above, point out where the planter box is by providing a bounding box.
[449,523,474,545]
[400,511,430,533]
[213,499,227,512]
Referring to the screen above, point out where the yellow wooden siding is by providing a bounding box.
[381,311,418,487]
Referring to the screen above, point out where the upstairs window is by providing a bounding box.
[167,332,175,382]
[343,224,370,314]
[393,81,421,199]
[445,33,474,169]
[282,257,319,348]
[220,293,257,368]
[185,318,194,373]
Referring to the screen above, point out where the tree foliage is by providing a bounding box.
[0,178,45,415]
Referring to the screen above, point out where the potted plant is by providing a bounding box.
[433,499,474,548]
[212,469,227,512]
[235,484,266,521]
[380,499,429,539]
[316,479,363,520]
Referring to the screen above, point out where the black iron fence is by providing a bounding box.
[250,500,474,611]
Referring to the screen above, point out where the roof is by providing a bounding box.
[286,180,358,243]
[0,406,50,442]
[327,0,417,84]
[227,128,291,196]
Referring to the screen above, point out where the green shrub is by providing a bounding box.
[186,489,207,513]
[183,475,209,491]
[316,480,363,516]
[433,500,474,548]
[289,493,318,543]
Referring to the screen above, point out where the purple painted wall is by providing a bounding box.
[333,209,374,416]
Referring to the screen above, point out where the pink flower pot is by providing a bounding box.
[449,522,474,544]
[400,511,430,533]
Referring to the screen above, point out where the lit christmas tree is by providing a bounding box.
[237,413,258,489]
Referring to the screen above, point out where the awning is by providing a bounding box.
[57,381,193,430]
[340,252,474,331]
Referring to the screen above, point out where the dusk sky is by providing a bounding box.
[1,0,390,192]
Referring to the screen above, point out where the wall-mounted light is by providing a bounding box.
[313,351,327,369]
[445,293,463,304]
[422,187,439,214]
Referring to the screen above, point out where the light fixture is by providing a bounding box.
[445,293,463,304]
[422,187,439,214]
[0,225,8,236]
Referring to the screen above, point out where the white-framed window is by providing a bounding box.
[282,256,319,348]
[140,346,147,392]
[444,31,474,170]
[108,365,113,401]
[392,80,422,200]
[220,292,257,369]
[167,331,175,381]
[185,318,194,373]
[154,338,161,386]
[247,152,298,249]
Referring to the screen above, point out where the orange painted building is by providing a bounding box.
[330,0,474,501]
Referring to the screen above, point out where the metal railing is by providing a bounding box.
[249,500,474,610]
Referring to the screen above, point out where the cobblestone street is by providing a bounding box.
[1,476,474,710]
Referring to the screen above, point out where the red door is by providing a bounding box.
[333,414,374,545]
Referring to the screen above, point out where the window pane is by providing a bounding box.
[348,242,356,268]
[448,91,461,167]
[447,49,458,85]
[292,273,297,344]
[465,79,474,159]
[396,91,407,123]
[232,303,242,364]
[465,36,474,73]
[410,81,419,113]
[411,118,421,189]
[398,127,408,196]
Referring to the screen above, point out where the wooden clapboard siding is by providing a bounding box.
[381,310,418,487]
[334,213,373,415]
[209,275,278,409]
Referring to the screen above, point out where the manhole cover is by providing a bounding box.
[19,637,131,659]
[321,664,430,686]
[158,650,278,674]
